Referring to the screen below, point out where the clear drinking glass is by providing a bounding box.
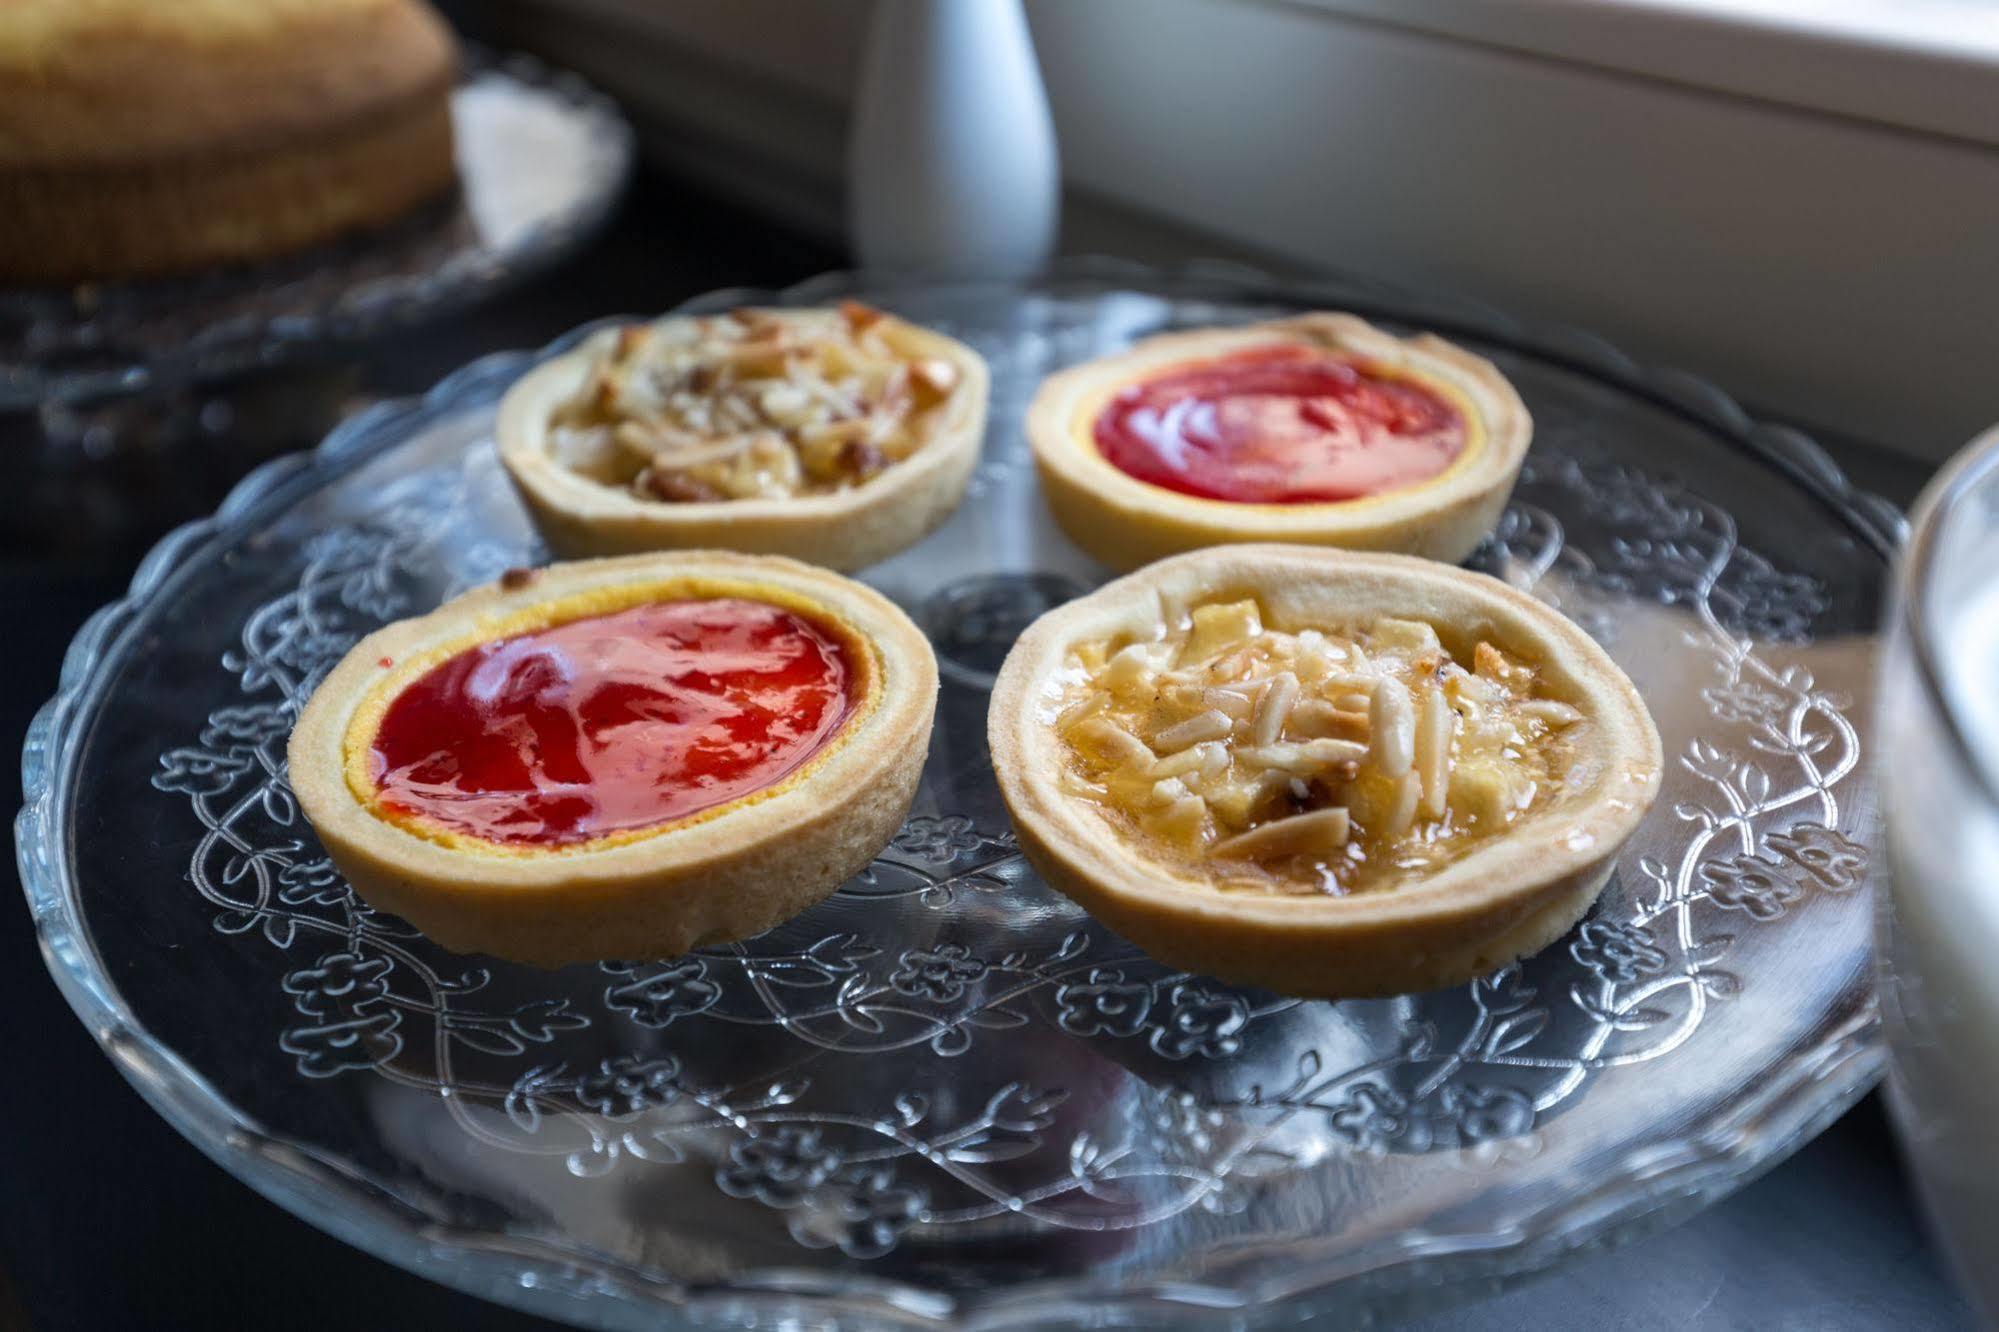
[1878,422,1999,1325]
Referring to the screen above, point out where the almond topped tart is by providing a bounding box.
[496,303,989,571]
[989,546,1661,998]
[289,552,938,966]
[1026,314,1531,572]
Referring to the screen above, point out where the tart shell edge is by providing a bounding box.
[1026,314,1531,573]
[288,551,938,966]
[495,313,990,572]
[987,544,1662,999]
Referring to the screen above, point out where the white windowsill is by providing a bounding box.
[1288,0,1999,142]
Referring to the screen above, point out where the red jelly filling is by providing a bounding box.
[1092,344,1466,504]
[370,598,853,847]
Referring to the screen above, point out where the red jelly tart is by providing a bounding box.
[1093,345,1466,504]
[1027,313,1531,571]
[288,552,938,966]
[369,598,857,847]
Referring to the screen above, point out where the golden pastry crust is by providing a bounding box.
[288,552,939,967]
[0,0,457,282]
[988,545,1661,998]
[496,306,989,571]
[1026,314,1531,572]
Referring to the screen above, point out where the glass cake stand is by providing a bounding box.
[17,260,1897,1329]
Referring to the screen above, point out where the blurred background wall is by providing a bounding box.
[471,0,1999,460]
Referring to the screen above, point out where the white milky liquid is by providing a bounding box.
[1883,571,1999,1323]
[1941,577,1999,788]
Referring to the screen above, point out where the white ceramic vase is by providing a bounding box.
[848,0,1060,278]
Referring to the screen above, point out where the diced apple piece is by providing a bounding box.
[1373,618,1441,654]
[1182,599,1263,665]
[1450,755,1535,825]
[1153,795,1211,847]
[1100,642,1158,693]
[1341,769,1394,835]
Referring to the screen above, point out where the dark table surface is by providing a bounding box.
[0,172,1974,1331]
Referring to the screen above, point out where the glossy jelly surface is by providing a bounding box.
[1092,345,1465,504]
[370,598,854,846]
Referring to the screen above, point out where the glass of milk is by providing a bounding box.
[1878,422,1999,1323]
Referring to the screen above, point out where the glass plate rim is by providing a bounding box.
[16,257,1896,1329]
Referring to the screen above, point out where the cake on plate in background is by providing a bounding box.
[0,0,458,283]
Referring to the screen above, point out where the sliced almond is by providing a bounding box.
[1382,770,1422,838]
[1148,740,1228,781]
[1517,699,1583,728]
[1167,684,1255,721]
[1415,685,1453,819]
[1237,738,1367,774]
[1153,709,1236,753]
[1252,671,1300,746]
[1369,675,1416,778]
[1071,718,1156,772]
[1214,807,1350,859]
[1286,699,1371,743]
